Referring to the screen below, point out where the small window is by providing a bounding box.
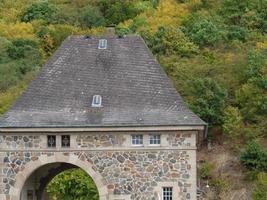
[98,39,107,49]
[162,187,173,200]
[47,135,56,148]
[61,135,70,148]
[92,95,102,107]
[149,134,161,145]
[131,134,143,146]
[27,190,34,200]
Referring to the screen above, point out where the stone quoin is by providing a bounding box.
[0,35,206,200]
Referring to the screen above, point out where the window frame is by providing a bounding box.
[149,134,161,146]
[131,134,143,146]
[47,135,56,148]
[98,39,107,49]
[92,95,102,107]
[61,135,70,148]
[162,187,173,200]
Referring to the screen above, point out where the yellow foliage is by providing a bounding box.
[256,40,267,50]
[118,0,190,33]
[0,22,36,40]
[140,0,189,32]
[0,0,32,23]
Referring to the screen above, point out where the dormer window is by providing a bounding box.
[98,39,107,49]
[92,95,102,107]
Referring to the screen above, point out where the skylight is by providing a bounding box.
[98,39,107,49]
[92,95,102,107]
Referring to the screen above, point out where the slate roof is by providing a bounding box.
[0,35,205,128]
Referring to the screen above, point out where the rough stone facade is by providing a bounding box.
[0,130,198,200]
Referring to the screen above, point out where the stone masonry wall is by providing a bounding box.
[0,131,197,200]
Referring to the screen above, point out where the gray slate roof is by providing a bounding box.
[0,35,205,128]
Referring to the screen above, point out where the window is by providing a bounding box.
[47,135,56,148]
[27,190,34,200]
[61,135,70,148]
[98,39,107,49]
[92,95,102,107]
[131,134,143,146]
[149,134,161,145]
[162,187,173,200]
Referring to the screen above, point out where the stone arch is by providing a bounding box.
[9,152,108,200]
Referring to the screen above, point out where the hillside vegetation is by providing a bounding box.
[0,0,266,199]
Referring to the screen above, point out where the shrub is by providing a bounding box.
[186,19,222,47]
[240,140,267,172]
[0,37,12,63]
[227,25,247,42]
[199,162,213,179]
[21,1,59,23]
[8,39,39,60]
[253,173,267,200]
[149,26,199,57]
[79,6,106,28]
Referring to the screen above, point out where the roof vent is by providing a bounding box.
[92,95,102,107]
[98,39,107,49]
[84,35,92,39]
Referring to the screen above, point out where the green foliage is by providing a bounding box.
[95,0,140,25]
[190,78,227,126]
[21,1,59,23]
[199,162,213,179]
[221,0,267,32]
[226,25,247,42]
[47,168,99,200]
[146,26,199,57]
[184,19,222,47]
[0,38,41,91]
[253,172,267,200]
[240,140,267,172]
[79,6,106,28]
[0,37,12,63]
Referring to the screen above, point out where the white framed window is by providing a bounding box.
[149,134,161,146]
[98,39,107,49]
[92,95,102,107]
[131,134,143,146]
[162,187,173,200]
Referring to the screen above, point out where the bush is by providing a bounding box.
[79,6,106,28]
[190,78,227,126]
[8,39,39,59]
[21,1,59,23]
[0,37,12,63]
[199,162,213,179]
[227,25,247,42]
[148,26,199,57]
[184,19,222,47]
[253,173,267,200]
[240,140,267,172]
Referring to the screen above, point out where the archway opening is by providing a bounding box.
[20,162,99,200]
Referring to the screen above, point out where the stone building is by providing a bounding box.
[0,35,206,200]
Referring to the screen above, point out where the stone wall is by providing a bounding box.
[0,131,198,200]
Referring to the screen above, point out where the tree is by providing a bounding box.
[47,168,99,200]
[21,1,59,23]
[184,19,222,47]
[80,6,106,28]
[223,106,243,138]
[190,78,227,126]
[240,140,267,172]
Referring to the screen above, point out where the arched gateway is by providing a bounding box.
[0,34,206,200]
